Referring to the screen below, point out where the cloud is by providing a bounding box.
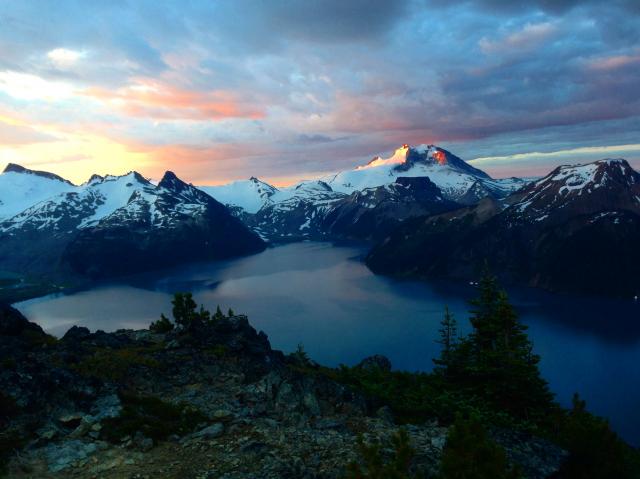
[427,0,639,15]
[0,118,54,144]
[0,71,75,101]
[81,79,265,121]
[479,22,558,54]
[47,48,85,69]
[587,53,640,71]
[0,0,638,183]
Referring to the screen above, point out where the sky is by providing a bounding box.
[0,0,639,186]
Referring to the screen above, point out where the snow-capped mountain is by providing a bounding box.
[246,180,347,240]
[507,158,640,224]
[64,171,265,278]
[200,177,279,214]
[196,144,531,240]
[0,166,265,278]
[0,163,75,221]
[321,145,528,204]
[366,158,640,297]
[0,172,154,235]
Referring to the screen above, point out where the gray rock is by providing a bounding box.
[191,423,224,440]
[134,431,154,451]
[44,439,101,472]
[376,405,394,424]
[91,393,122,421]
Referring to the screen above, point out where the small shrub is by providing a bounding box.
[346,429,416,479]
[555,394,640,479]
[439,414,521,479]
[101,393,208,443]
[290,343,311,366]
[72,347,159,381]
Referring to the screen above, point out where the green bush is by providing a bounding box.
[346,429,416,479]
[554,394,640,479]
[72,347,160,381]
[439,414,521,479]
[101,393,208,443]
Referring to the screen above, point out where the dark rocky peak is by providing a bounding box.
[394,176,439,191]
[294,180,333,193]
[157,171,218,207]
[61,325,91,341]
[158,170,190,193]
[131,171,150,185]
[2,163,73,185]
[86,173,104,185]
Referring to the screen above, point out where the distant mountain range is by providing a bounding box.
[0,166,264,279]
[202,145,529,241]
[1,144,638,297]
[366,158,640,297]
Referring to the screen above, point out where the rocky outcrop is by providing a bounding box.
[1,310,567,478]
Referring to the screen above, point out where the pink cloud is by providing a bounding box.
[82,80,264,121]
[587,53,640,71]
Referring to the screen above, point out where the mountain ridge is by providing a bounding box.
[366,157,640,297]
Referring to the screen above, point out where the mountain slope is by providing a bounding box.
[321,177,460,241]
[0,166,265,279]
[199,177,279,214]
[0,164,76,221]
[246,180,347,240]
[366,159,640,297]
[63,171,266,278]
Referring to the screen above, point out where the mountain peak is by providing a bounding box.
[2,163,73,184]
[510,157,640,223]
[158,170,183,188]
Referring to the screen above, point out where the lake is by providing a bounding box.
[15,241,640,445]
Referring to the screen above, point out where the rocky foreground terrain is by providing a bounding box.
[0,304,566,478]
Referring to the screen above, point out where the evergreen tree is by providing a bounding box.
[198,305,211,323]
[213,305,225,322]
[433,306,458,375]
[227,308,235,317]
[557,393,638,478]
[291,343,311,366]
[149,313,174,333]
[170,293,211,329]
[171,293,199,328]
[463,269,553,420]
